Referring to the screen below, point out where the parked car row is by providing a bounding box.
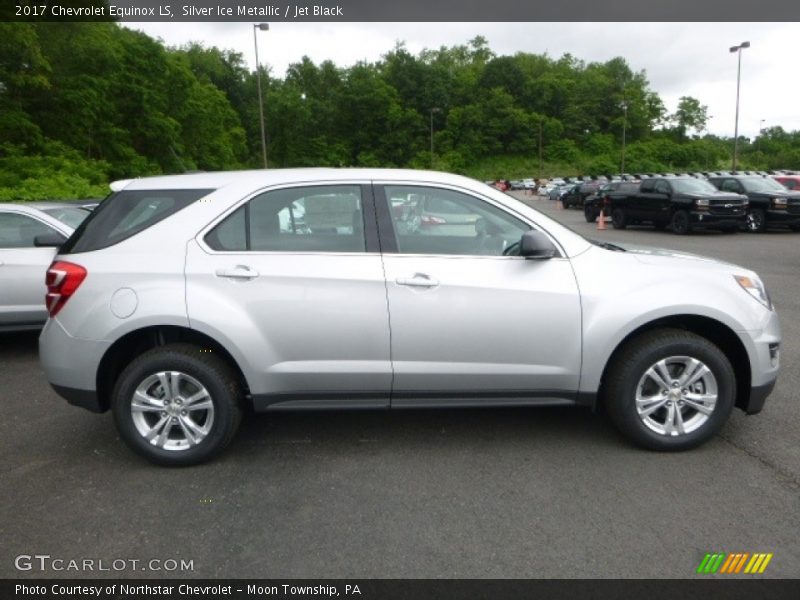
[583,176,800,235]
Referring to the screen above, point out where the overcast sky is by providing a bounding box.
[123,22,800,139]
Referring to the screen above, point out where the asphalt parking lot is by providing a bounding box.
[2,193,799,579]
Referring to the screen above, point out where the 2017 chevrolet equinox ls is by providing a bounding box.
[39,169,781,465]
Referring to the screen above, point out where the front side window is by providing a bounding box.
[671,178,718,194]
[385,186,529,256]
[740,177,787,193]
[42,207,91,229]
[205,185,365,253]
[0,212,57,248]
[654,180,671,194]
[721,179,741,193]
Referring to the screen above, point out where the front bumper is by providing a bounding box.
[690,211,746,229]
[738,308,781,414]
[765,208,800,227]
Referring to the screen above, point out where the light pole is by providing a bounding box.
[538,119,543,176]
[253,23,269,168]
[620,101,628,174]
[429,107,440,168]
[729,40,750,172]
[757,118,765,153]
[704,115,714,170]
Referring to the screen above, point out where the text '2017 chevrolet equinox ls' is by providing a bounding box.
[39,169,781,465]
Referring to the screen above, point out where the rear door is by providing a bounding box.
[0,211,64,327]
[375,183,582,406]
[186,183,392,409]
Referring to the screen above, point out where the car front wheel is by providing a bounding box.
[111,343,243,466]
[671,210,692,235]
[604,329,735,451]
[745,209,766,233]
[611,208,627,229]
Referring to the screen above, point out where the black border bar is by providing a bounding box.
[4,579,800,600]
[3,0,800,22]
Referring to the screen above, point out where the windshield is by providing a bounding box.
[42,207,91,229]
[671,179,717,194]
[741,177,789,193]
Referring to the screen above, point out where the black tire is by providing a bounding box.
[611,208,627,229]
[671,210,692,235]
[745,209,767,233]
[112,343,243,466]
[584,206,598,223]
[603,329,735,451]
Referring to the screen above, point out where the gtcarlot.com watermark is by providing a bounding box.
[14,554,194,573]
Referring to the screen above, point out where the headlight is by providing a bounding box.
[734,274,772,310]
[696,199,710,208]
[772,197,787,207]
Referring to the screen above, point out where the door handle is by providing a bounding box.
[215,265,259,280]
[395,273,439,288]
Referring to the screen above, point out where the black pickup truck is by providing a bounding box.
[606,177,749,234]
[707,175,800,233]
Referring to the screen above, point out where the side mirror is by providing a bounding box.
[34,233,67,248]
[519,230,556,259]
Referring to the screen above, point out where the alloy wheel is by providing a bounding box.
[130,371,215,451]
[634,356,718,436]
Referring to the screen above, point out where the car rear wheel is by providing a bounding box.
[745,209,766,233]
[604,329,735,451]
[671,210,692,235]
[611,208,627,229]
[584,206,598,223]
[111,343,243,466]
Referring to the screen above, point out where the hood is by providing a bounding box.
[747,189,800,201]
[601,241,743,271]
[683,191,747,202]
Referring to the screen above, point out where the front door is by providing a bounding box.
[376,184,582,407]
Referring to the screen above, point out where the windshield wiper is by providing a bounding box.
[590,239,626,252]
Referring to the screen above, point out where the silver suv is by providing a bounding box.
[39,169,781,465]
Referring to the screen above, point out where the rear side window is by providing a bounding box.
[205,185,366,253]
[61,189,213,253]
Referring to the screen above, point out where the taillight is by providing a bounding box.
[45,261,87,318]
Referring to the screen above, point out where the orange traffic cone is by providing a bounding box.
[556,198,564,210]
[597,207,606,230]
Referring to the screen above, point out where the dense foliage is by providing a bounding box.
[1,23,799,200]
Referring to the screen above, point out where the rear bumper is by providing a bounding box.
[51,384,105,413]
[39,318,109,404]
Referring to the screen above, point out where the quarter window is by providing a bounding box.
[384,186,529,256]
[205,185,366,253]
[0,212,57,248]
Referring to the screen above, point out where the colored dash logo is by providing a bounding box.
[697,552,773,574]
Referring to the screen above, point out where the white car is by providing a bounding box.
[0,202,91,331]
[39,169,780,465]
